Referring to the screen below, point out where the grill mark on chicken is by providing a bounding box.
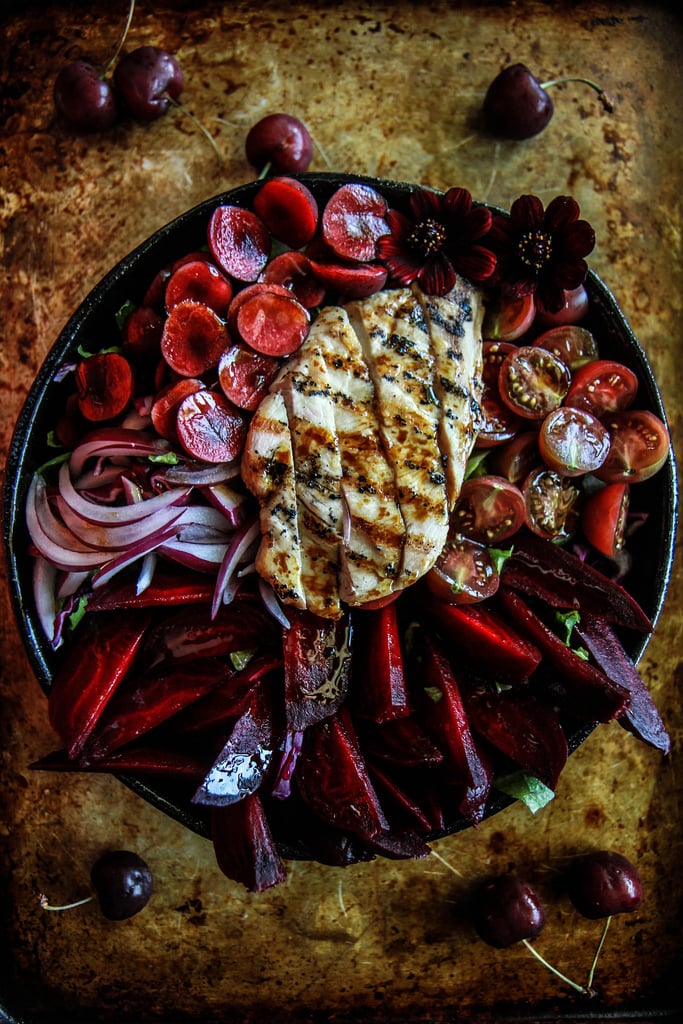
[415,279,485,508]
[346,289,449,586]
[240,390,305,606]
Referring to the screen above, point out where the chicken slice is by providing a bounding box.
[275,344,344,619]
[240,390,304,608]
[347,288,449,588]
[303,306,405,606]
[415,278,485,508]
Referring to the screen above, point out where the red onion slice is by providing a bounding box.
[55,494,186,551]
[26,475,108,571]
[58,461,190,525]
[91,522,185,589]
[211,520,260,618]
[32,554,60,648]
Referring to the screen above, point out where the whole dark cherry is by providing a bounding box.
[566,850,643,920]
[53,59,119,132]
[245,113,313,174]
[114,46,185,122]
[472,874,546,948]
[90,849,154,920]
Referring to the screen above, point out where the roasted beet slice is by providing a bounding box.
[367,829,432,861]
[171,653,283,737]
[464,689,568,789]
[427,597,541,681]
[140,599,276,669]
[192,682,279,806]
[295,710,389,841]
[497,587,631,723]
[83,658,234,760]
[351,604,411,722]
[282,608,353,731]
[575,614,671,753]
[48,611,152,759]
[356,716,444,768]
[86,569,215,611]
[412,634,493,823]
[211,795,286,892]
[31,746,207,779]
[501,531,653,633]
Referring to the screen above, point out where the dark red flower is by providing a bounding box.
[487,194,595,312]
[376,187,497,295]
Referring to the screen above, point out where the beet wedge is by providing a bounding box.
[498,587,631,723]
[295,708,390,842]
[282,608,353,731]
[356,716,444,768]
[83,657,234,760]
[211,795,286,893]
[192,682,279,807]
[48,610,152,759]
[464,689,568,789]
[576,614,671,754]
[86,569,215,611]
[426,597,541,681]
[31,746,208,779]
[413,634,493,824]
[351,604,411,722]
[501,531,653,633]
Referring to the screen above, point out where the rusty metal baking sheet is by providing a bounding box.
[1,1,681,1021]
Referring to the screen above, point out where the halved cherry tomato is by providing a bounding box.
[498,346,570,420]
[565,359,639,417]
[582,483,630,558]
[475,385,522,447]
[532,325,598,371]
[482,293,535,341]
[426,534,500,605]
[452,475,525,544]
[534,284,589,327]
[522,466,581,541]
[482,341,517,385]
[538,407,611,477]
[489,431,539,484]
[596,409,670,483]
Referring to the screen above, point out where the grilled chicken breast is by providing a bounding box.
[241,278,484,619]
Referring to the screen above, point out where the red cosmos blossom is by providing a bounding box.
[487,194,595,313]
[376,187,497,295]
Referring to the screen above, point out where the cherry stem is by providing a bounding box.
[39,893,94,912]
[257,161,272,180]
[586,915,612,991]
[167,97,222,167]
[522,939,590,995]
[103,0,136,77]
[540,75,614,113]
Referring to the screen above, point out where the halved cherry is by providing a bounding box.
[226,282,294,337]
[309,258,388,299]
[482,293,535,342]
[75,352,134,422]
[538,406,611,477]
[532,325,599,371]
[253,176,319,249]
[122,305,164,359]
[565,359,639,417]
[522,465,581,541]
[426,534,500,605]
[489,431,539,484]
[596,409,670,484]
[498,345,570,420]
[582,482,630,559]
[321,183,389,262]
[236,290,310,357]
[151,377,204,440]
[218,343,281,411]
[176,389,247,463]
[161,299,230,377]
[451,475,525,544]
[208,205,271,282]
[260,251,326,309]
[164,259,233,317]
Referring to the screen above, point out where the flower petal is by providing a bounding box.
[454,246,497,283]
[510,195,545,232]
[418,253,456,295]
[558,220,596,260]
[443,187,473,220]
[385,208,414,238]
[544,195,580,233]
[410,188,444,222]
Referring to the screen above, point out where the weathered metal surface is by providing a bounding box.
[0,2,681,1021]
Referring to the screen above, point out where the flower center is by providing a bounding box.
[407,218,447,258]
[517,230,553,272]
